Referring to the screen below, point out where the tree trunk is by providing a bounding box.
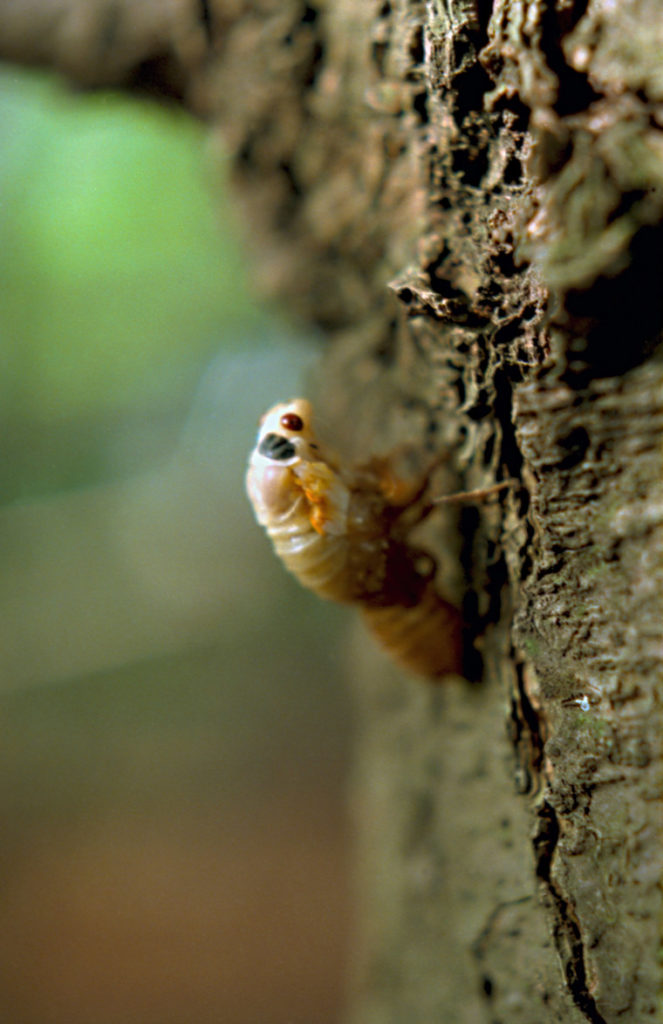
[1,1,661,1020]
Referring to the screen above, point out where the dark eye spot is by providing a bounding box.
[258,432,297,461]
[280,412,304,431]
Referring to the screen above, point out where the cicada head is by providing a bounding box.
[246,398,318,525]
[258,399,314,447]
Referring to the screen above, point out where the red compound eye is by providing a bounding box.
[280,412,304,432]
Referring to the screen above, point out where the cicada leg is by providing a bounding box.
[433,479,516,505]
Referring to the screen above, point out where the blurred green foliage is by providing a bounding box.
[0,65,268,497]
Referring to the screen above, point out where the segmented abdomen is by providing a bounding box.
[362,583,463,679]
[264,497,353,602]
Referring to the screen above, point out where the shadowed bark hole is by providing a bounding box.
[556,426,590,470]
[198,0,213,43]
[409,25,425,66]
[413,90,429,123]
[453,61,494,121]
[562,225,663,380]
[372,40,389,73]
[451,144,490,186]
[127,54,187,101]
[537,1,600,116]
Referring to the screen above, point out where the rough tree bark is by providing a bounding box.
[1,1,661,1021]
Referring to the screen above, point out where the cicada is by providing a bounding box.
[246,398,470,678]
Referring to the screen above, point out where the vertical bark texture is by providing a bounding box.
[1,0,661,1020]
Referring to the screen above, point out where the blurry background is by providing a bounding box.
[0,65,351,1024]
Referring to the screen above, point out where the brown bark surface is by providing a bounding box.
[1,1,661,1021]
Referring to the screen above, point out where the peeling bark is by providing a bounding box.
[1,0,661,1020]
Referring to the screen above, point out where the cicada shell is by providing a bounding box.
[246,398,464,679]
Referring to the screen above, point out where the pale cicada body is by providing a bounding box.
[246,398,464,679]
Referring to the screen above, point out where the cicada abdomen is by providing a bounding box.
[362,584,463,679]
